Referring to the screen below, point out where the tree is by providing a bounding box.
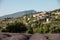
[2,22,27,33]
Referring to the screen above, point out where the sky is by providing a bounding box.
[0,0,60,16]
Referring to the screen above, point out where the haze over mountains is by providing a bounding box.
[0,10,36,19]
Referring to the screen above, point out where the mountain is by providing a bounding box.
[0,10,36,19]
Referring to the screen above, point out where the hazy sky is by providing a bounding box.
[0,0,60,16]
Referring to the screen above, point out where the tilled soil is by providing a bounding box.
[0,33,60,40]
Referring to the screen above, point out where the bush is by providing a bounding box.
[2,22,27,33]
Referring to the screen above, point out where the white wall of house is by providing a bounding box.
[46,18,49,22]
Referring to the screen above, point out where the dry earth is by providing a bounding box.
[0,33,60,40]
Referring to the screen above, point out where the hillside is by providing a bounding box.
[0,10,36,19]
[0,9,60,33]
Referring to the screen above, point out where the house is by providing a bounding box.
[33,11,47,19]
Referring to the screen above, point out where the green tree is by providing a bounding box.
[2,22,27,33]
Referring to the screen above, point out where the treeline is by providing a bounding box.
[0,16,60,34]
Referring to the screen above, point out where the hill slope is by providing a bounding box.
[0,10,36,19]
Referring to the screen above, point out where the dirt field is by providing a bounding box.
[0,33,60,40]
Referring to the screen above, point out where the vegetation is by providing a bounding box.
[0,9,60,34]
[2,22,27,33]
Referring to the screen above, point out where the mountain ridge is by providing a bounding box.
[0,10,36,19]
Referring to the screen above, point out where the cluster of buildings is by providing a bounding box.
[32,11,50,23]
[30,10,60,23]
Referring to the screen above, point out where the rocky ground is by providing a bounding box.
[0,33,60,40]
